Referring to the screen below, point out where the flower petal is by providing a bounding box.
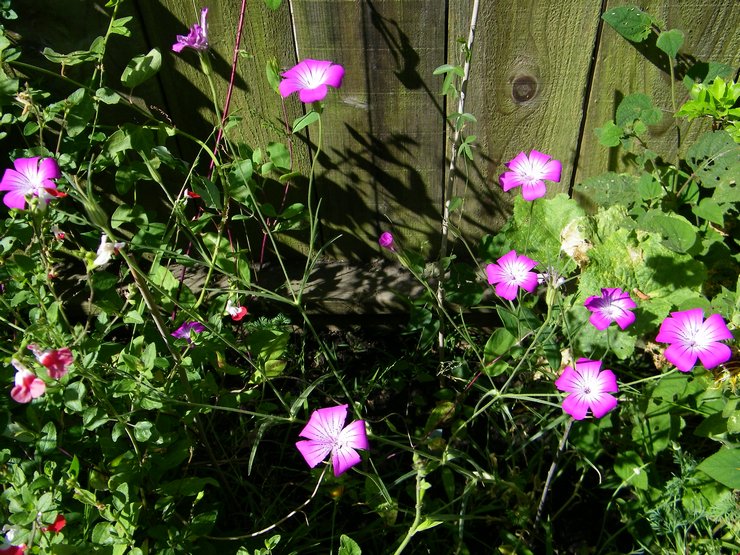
[296,439,333,468]
[696,342,732,370]
[663,343,698,372]
[589,392,617,418]
[331,445,361,476]
[521,180,546,201]
[299,84,329,103]
[561,393,589,420]
[337,418,369,451]
[298,404,348,441]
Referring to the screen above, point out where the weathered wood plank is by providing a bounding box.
[447,0,603,246]
[288,0,447,260]
[574,0,740,187]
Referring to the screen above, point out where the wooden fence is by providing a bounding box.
[10,1,740,310]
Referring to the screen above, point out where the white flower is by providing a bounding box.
[93,234,125,267]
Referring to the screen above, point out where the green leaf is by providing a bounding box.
[483,328,516,365]
[96,86,121,105]
[121,48,162,88]
[133,421,153,442]
[110,16,133,37]
[616,93,662,127]
[602,6,654,42]
[697,448,740,489]
[267,142,291,170]
[292,110,319,134]
[692,198,725,226]
[656,29,684,59]
[613,451,648,490]
[338,535,362,555]
[64,381,86,413]
[415,518,443,532]
[264,0,282,9]
[191,175,222,210]
[595,121,623,147]
[686,131,740,192]
[636,211,698,253]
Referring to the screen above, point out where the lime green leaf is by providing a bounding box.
[697,448,740,489]
[338,534,362,555]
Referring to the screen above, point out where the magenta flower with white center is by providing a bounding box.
[555,358,619,420]
[485,250,539,300]
[10,359,46,404]
[378,231,395,251]
[500,150,561,201]
[172,7,209,53]
[28,345,73,379]
[171,321,206,343]
[279,59,345,103]
[655,308,733,372]
[296,404,369,476]
[584,287,637,330]
[0,156,61,210]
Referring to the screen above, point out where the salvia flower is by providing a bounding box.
[172,8,209,53]
[42,514,66,534]
[0,540,25,555]
[500,150,561,201]
[93,234,125,267]
[584,288,637,330]
[171,321,206,343]
[0,157,61,210]
[378,231,395,251]
[655,308,733,372]
[296,404,369,476]
[555,358,619,420]
[279,59,345,103]
[485,250,539,301]
[50,224,65,241]
[28,345,73,379]
[10,360,45,404]
[225,300,248,321]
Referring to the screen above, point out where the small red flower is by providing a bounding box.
[43,514,66,533]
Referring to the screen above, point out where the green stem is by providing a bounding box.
[298,110,323,305]
[392,455,429,555]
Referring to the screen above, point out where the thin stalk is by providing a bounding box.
[534,418,573,526]
[392,456,429,555]
[437,0,480,360]
[298,111,323,305]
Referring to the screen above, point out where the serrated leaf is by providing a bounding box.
[616,93,662,127]
[121,48,162,88]
[656,29,684,59]
[595,121,623,147]
[697,448,740,489]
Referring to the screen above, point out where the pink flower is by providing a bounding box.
[172,8,209,53]
[485,250,539,300]
[296,404,369,476]
[43,514,66,533]
[0,544,25,555]
[378,231,395,251]
[225,300,248,321]
[28,345,73,379]
[584,288,637,330]
[0,157,61,210]
[171,321,206,343]
[279,59,345,103]
[555,358,619,420]
[655,308,733,372]
[500,150,561,201]
[10,360,45,403]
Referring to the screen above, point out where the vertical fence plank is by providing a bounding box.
[574,0,740,189]
[288,0,447,260]
[447,1,602,246]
